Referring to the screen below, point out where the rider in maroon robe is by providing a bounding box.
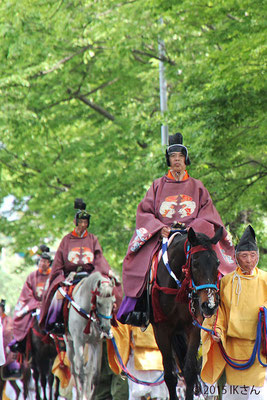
[39,198,122,334]
[117,132,236,326]
[0,299,21,376]
[9,250,52,353]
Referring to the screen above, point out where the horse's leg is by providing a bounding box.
[69,335,85,400]
[32,365,41,400]
[53,376,60,400]
[48,369,54,400]
[0,374,5,400]
[9,380,21,400]
[40,369,48,400]
[84,341,103,400]
[67,337,80,400]
[183,326,200,400]
[153,324,178,400]
[22,364,32,400]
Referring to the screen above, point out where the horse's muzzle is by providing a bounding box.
[100,330,113,340]
[200,291,219,318]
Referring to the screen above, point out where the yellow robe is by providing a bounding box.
[51,351,71,388]
[201,266,267,387]
[107,322,164,374]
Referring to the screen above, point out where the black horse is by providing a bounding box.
[30,316,61,400]
[151,226,222,400]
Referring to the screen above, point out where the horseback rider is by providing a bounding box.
[9,247,52,353]
[117,132,236,326]
[0,299,21,378]
[201,225,267,399]
[39,198,122,335]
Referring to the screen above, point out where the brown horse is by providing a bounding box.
[151,227,222,400]
[30,316,61,400]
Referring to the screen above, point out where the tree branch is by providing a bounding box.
[232,160,267,170]
[132,49,175,65]
[77,94,115,121]
[82,78,119,96]
[227,14,242,22]
[30,46,93,79]
[35,79,118,113]
[1,148,71,192]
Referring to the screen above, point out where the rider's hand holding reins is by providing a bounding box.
[161,226,171,238]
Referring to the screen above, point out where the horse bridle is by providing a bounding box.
[162,237,219,292]
[58,279,114,334]
[189,245,219,293]
[162,237,220,320]
[90,283,113,323]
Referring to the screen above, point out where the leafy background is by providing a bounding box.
[0,0,266,306]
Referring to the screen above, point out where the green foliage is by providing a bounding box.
[0,0,266,277]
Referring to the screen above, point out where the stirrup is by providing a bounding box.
[50,322,65,335]
[124,311,149,328]
[9,341,25,354]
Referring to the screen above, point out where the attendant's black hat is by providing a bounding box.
[166,132,190,166]
[236,225,258,253]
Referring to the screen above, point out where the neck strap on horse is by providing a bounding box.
[162,237,182,287]
[162,237,217,292]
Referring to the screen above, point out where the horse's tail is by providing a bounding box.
[172,333,187,374]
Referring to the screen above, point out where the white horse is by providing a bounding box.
[66,271,115,400]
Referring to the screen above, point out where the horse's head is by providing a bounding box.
[93,275,115,337]
[187,227,223,318]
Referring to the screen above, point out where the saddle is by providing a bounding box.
[52,271,90,335]
[62,272,90,332]
[73,270,90,284]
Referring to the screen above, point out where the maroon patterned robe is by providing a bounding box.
[122,174,236,298]
[13,269,50,341]
[40,231,122,326]
[0,314,16,365]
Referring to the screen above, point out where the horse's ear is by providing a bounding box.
[187,227,198,246]
[210,226,223,245]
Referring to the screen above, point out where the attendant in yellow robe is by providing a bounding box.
[201,225,267,400]
[107,322,169,400]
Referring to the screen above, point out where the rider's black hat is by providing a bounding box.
[166,132,191,166]
[74,198,91,227]
[236,225,258,253]
[0,299,6,311]
[40,252,51,261]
